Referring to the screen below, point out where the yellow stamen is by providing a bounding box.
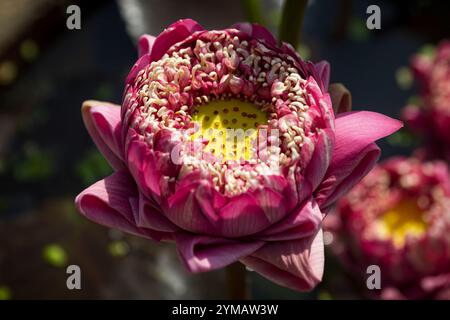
[191,99,268,162]
[377,200,427,248]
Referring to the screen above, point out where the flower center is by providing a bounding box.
[191,99,269,162]
[125,29,320,196]
[378,200,427,247]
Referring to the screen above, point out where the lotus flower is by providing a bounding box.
[402,41,450,161]
[75,19,401,291]
[327,157,450,299]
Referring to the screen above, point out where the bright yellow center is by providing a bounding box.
[191,99,268,162]
[377,200,427,248]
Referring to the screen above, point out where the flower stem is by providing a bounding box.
[278,0,308,48]
[242,0,266,25]
[226,262,250,299]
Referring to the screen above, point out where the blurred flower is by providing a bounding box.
[402,41,450,161]
[327,157,450,299]
[75,19,401,291]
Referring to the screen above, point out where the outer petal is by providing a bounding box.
[175,233,264,272]
[314,61,330,90]
[165,176,287,237]
[241,229,324,291]
[126,19,203,84]
[126,136,162,201]
[252,187,287,224]
[256,198,322,241]
[217,193,270,237]
[329,83,352,114]
[317,143,380,210]
[303,128,334,191]
[231,22,277,46]
[138,34,156,58]
[75,170,167,240]
[81,100,124,170]
[150,19,204,61]
[137,191,178,232]
[165,180,216,234]
[316,111,403,208]
[125,53,151,85]
[261,174,299,213]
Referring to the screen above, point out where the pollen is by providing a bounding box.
[191,99,268,162]
[377,200,427,248]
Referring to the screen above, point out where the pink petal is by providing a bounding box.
[304,76,334,130]
[317,143,380,209]
[164,180,216,234]
[218,193,270,237]
[252,187,287,224]
[150,19,204,61]
[314,61,330,89]
[137,191,178,232]
[231,23,277,46]
[257,198,322,241]
[241,229,324,291]
[175,233,264,272]
[303,129,334,191]
[316,111,403,208]
[262,175,299,212]
[126,136,161,200]
[138,34,156,58]
[193,180,226,224]
[125,53,151,85]
[75,170,168,240]
[81,100,124,170]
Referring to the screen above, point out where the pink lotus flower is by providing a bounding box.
[75,19,401,291]
[402,41,450,161]
[327,157,450,299]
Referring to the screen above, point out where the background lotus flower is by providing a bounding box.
[75,19,401,292]
[327,157,450,299]
[402,41,450,161]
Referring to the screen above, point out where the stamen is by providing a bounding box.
[125,30,315,196]
[191,99,268,162]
